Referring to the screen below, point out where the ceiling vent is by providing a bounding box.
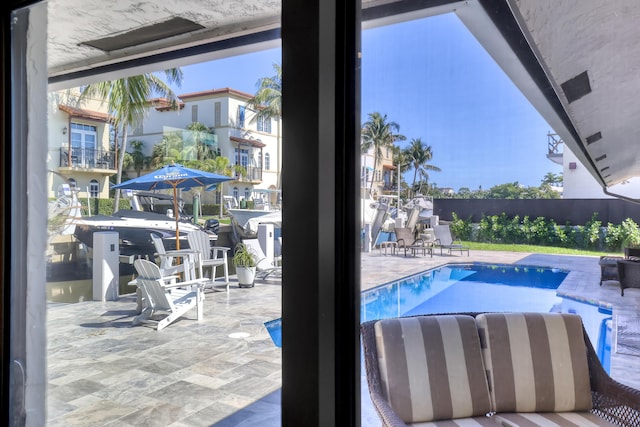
[80,17,205,52]
[560,71,591,103]
[600,166,610,172]
[595,154,607,162]
[586,132,602,145]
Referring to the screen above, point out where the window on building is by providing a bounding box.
[191,104,198,122]
[89,180,99,198]
[233,187,239,201]
[70,123,97,167]
[244,188,250,200]
[238,105,246,128]
[235,148,249,168]
[265,153,271,170]
[214,102,221,127]
[257,115,271,133]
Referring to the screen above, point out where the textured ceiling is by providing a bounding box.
[506,0,640,194]
[47,0,281,78]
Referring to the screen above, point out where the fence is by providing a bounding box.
[433,198,640,225]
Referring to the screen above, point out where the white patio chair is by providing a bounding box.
[131,259,208,331]
[187,230,230,292]
[150,233,199,280]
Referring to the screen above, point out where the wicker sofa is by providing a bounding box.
[361,312,640,427]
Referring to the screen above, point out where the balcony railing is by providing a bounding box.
[59,146,116,170]
[235,165,263,183]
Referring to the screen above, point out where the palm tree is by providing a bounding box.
[185,121,217,161]
[80,69,183,211]
[247,63,282,188]
[403,138,441,196]
[129,140,147,177]
[361,112,406,192]
[541,171,563,186]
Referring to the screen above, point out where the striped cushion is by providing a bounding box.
[495,412,617,426]
[410,416,502,426]
[374,315,492,423]
[476,313,592,413]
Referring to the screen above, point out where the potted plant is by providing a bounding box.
[233,242,257,287]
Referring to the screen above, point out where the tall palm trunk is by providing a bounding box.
[369,155,378,192]
[114,126,129,212]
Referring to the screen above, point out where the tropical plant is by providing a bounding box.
[403,138,441,196]
[361,112,406,191]
[149,131,183,168]
[129,140,148,177]
[80,69,183,211]
[247,62,282,188]
[184,121,217,161]
[232,242,257,268]
[541,172,563,186]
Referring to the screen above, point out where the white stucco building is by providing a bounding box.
[129,87,281,206]
[547,132,640,199]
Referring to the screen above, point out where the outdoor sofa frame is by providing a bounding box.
[361,312,640,427]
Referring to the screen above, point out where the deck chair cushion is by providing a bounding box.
[476,313,592,413]
[373,315,492,423]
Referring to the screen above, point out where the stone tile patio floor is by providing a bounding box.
[47,250,640,426]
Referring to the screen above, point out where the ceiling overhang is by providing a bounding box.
[459,0,640,200]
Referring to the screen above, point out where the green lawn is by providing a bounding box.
[197,216,231,225]
[461,241,621,257]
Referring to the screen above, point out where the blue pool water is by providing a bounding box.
[266,262,612,371]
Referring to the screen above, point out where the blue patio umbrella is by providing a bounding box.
[112,163,233,249]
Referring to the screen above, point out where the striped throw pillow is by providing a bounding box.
[476,313,592,413]
[374,315,492,423]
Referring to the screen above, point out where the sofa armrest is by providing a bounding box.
[361,321,409,427]
[584,328,640,425]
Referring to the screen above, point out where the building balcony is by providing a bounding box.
[58,146,117,174]
[234,165,263,184]
[547,132,564,165]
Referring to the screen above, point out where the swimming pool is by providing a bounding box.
[266,262,612,371]
[360,262,611,371]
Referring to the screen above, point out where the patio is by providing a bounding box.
[46,250,640,426]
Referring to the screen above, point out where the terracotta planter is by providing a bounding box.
[236,266,256,288]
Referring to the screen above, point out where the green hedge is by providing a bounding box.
[450,212,640,252]
[74,198,131,216]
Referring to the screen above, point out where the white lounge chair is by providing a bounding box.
[187,230,230,292]
[131,259,208,331]
[432,224,469,256]
[242,239,282,279]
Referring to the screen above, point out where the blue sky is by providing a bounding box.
[169,13,561,191]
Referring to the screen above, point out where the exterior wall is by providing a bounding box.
[559,145,640,199]
[562,146,611,199]
[361,144,395,197]
[47,89,114,200]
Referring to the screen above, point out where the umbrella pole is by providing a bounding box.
[173,185,180,250]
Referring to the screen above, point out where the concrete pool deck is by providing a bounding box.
[46,250,640,426]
